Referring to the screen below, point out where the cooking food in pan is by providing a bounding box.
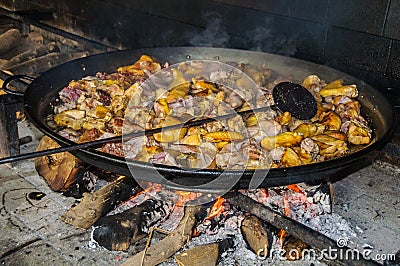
[46,54,372,170]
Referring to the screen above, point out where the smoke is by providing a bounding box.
[188,12,230,47]
[245,17,297,56]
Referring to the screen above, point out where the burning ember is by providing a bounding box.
[60,180,355,265]
[205,196,226,220]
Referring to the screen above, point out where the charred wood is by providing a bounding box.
[2,42,59,69]
[241,215,272,258]
[122,202,206,266]
[226,192,379,266]
[282,235,309,261]
[0,29,21,55]
[60,176,139,229]
[93,199,172,251]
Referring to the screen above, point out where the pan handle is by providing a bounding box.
[2,75,35,96]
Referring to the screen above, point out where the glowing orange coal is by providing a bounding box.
[175,191,199,207]
[138,182,163,196]
[287,184,304,194]
[205,196,226,220]
[259,188,269,198]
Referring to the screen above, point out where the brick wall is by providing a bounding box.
[2,0,400,91]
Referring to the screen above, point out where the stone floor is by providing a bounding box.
[0,121,399,265]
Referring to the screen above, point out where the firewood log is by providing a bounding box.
[2,42,59,69]
[175,243,219,266]
[226,192,379,266]
[121,202,206,266]
[60,176,139,229]
[174,238,234,266]
[282,235,309,261]
[34,135,80,191]
[0,29,21,55]
[92,199,172,251]
[7,52,88,74]
[241,215,272,258]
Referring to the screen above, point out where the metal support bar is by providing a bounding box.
[0,94,23,166]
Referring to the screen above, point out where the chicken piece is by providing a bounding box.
[82,118,106,131]
[311,134,348,158]
[319,84,358,98]
[336,100,361,120]
[270,146,285,161]
[260,132,303,150]
[215,143,247,169]
[192,79,219,93]
[215,141,229,150]
[300,138,319,160]
[227,115,247,134]
[331,95,353,106]
[293,123,325,138]
[117,55,161,75]
[124,83,142,102]
[281,147,302,167]
[78,128,103,143]
[153,116,188,143]
[319,111,342,131]
[258,120,282,137]
[302,75,321,91]
[203,131,244,143]
[124,107,151,129]
[108,84,124,98]
[101,142,125,157]
[225,91,244,109]
[323,79,344,89]
[238,64,267,87]
[293,147,313,164]
[246,115,258,127]
[180,134,201,146]
[184,153,215,169]
[54,109,86,130]
[110,95,128,114]
[166,69,190,103]
[155,98,170,117]
[276,111,292,126]
[149,152,178,166]
[95,105,111,119]
[347,121,371,145]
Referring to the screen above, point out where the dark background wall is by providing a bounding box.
[2,0,400,94]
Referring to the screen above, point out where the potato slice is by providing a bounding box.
[203,131,244,142]
[319,85,358,98]
[54,109,85,130]
[261,132,303,150]
[153,116,187,143]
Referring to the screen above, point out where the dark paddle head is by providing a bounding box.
[272,81,318,120]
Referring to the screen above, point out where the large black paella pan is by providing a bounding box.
[15,47,396,191]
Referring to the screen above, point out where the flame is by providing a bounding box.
[287,184,304,194]
[278,229,288,247]
[124,182,162,201]
[192,228,200,237]
[205,196,226,220]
